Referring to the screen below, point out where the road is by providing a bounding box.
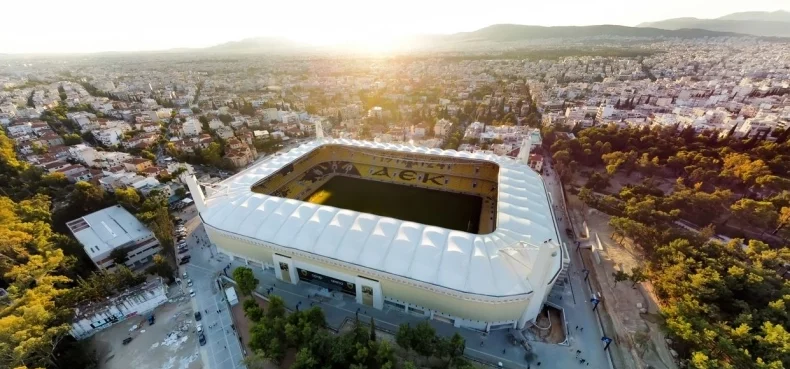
[178,209,246,369]
[541,159,613,369]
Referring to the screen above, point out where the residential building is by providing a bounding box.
[434,119,453,137]
[69,278,168,340]
[182,118,202,137]
[123,158,153,173]
[66,205,162,272]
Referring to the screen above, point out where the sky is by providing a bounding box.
[2,0,787,54]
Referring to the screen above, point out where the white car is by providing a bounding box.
[196,324,203,333]
[187,279,193,287]
[189,289,196,297]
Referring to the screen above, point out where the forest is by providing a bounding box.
[241,293,471,369]
[545,123,790,369]
[0,131,176,369]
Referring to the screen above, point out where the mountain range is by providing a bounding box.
[638,10,790,37]
[202,24,750,54]
[2,19,778,57]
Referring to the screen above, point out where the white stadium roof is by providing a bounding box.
[201,139,562,298]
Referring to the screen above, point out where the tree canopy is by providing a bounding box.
[232,267,259,296]
[561,123,790,369]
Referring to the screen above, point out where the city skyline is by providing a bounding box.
[2,0,787,54]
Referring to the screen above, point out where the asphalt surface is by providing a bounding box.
[178,210,246,369]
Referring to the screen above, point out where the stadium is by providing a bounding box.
[188,139,568,331]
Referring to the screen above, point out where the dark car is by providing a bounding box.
[178,248,189,255]
[194,311,202,321]
[198,333,206,346]
[565,228,574,238]
[122,337,133,345]
[179,256,191,265]
[148,315,155,325]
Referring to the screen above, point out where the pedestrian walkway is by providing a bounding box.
[228,260,605,369]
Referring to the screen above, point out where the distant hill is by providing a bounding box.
[447,24,743,43]
[716,10,790,22]
[187,24,754,55]
[202,37,308,53]
[638,10,790,37]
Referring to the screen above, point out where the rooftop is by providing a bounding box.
[67,205,153,257]
[201,139,563,299]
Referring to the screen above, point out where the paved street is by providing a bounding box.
[179,211,246,369]
[541,161,613,369]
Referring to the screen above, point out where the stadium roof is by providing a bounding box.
[201,139,562,298]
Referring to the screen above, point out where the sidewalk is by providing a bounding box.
[227,260,602,369]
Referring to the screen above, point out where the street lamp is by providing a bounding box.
[601,336,613,351]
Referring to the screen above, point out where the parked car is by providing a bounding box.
[187,279,193,287]
[148,315,155,325]
[178,248,189,255]
[179,256,191,265]
[194,311,202,321]
[565,228,574,238]
[122,337,133,345]
[198,333,206,346]
[197,324,203,333]
[189,289,196,298]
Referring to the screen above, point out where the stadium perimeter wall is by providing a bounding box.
[205,226,531,330]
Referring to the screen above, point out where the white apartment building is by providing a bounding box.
[69,278,168,340]
[411,124,426,138]
[93,128,124,146]
[216,126,235,139]
[156,108,173,119]
[69,144,99,166]
[182,118,202,137]
[280,111,299,124]
[434,119,453,137]
[67,205,162,272]
[464,121,485,138]
[736,117,784,138]
[263,108,279,122]
[96,151,133,169]
[596,104,616,121]
[208,119,224,130]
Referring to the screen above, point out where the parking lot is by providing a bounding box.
[92,298,202,369]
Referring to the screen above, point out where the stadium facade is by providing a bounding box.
[188,139,568,331]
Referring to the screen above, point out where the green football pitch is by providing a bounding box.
[306,176,482,233]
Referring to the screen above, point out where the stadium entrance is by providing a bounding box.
[297,268,356,296]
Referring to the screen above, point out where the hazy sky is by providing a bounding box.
[2,0,787,53]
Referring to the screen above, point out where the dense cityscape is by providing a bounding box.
[1,8,790,369]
